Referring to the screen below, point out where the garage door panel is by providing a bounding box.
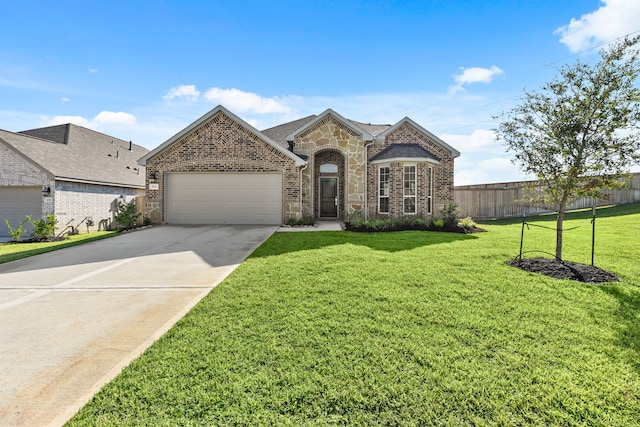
[166,173,282,225]
[0,187,41,237]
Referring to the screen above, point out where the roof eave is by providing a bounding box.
[138,105,306,167]
[285,108,374,142]
[370,157,441,165]
[378,117,461,158]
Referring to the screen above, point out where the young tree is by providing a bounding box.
[496,36,640,260]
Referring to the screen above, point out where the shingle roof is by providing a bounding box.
[261,115,316,148]
[348,120,391,137]
[369,143,441,163]
[0,124,148,188]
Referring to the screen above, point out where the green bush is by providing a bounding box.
[432,219,444,228]
[27,214,58,239]
[115,202,141,230]
[143,216,152,226]
[458,216,477,229]
[440,203,459,227]
[4,218,29,241]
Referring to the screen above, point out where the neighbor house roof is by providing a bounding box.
[138,105,306,167]
[369,144,441,164]
[0,124,148,188]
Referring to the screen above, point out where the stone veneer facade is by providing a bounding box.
[294,115,368,219]
[144,111,301,223]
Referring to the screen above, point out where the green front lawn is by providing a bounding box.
[69,204,640,426]
[0,231,119,264]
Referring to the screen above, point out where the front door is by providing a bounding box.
[319,177,338,218]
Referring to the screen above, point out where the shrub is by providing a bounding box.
[115,202,141,230]
[286,217,297,226]
[299,215,316,226]
[458,216,477,229]
[27,214,58,239]
[4,218,29,241]
[349,211,365,228]
[143,216,152,226]
[441,203,459,227]
[432,219,444,228]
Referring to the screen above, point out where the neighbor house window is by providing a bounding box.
[403,165,416,214]
[378,166,390,213]
[427,166,433,214]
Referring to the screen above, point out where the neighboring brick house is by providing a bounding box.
[0,124,148,237]
[138,105,459,225]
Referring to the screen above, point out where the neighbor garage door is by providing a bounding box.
[165,173,282,225]
[0,187,42,237]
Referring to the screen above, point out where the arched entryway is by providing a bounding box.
[314,149,346,219]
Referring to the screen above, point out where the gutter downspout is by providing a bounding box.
[363,140,375,221]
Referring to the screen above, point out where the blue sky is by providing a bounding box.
[2,0,639,184]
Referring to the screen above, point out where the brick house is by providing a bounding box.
[0,124,147,237]
[138,105,459,225]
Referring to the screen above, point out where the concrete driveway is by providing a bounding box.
[0,225,277,427]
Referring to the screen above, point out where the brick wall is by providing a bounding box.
[366,122,455,218]
[54,181,144,234]
[145,111,300,223]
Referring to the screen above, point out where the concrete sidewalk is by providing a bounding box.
[0,225,276,426]
[277,221,343,232]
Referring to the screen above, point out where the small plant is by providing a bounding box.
[143,216,152,226]
[432,219,444,228]
[299,215,316,226]
[4,218,29,242]
[286,217,297,226]
[115,202,141,230]
[458,216,477,229]
[27,214,58,240]
[441,203,459,227]
[349,211,365,228]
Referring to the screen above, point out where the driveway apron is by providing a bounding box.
[0,225,276,427]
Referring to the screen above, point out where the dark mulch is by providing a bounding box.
[6,236,67,244]
[344,223,486,234]
[509,257,619,284]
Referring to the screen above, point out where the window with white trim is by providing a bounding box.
[378,166,390,213]
[403,165,416,214]
[427,166,433,214]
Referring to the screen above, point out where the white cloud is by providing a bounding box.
[440,129,498,153]
[61,97,70,103]
[455,157,529,186]
[88,67,99,73]
[449,66,504,94]
[44,115,91,127]
[162,84,201,102]
[203,87,291,114]
[43,111,137,129]
[555,0,640,53]
[93,111,137,126]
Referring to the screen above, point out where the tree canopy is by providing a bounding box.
[496,36,640,260]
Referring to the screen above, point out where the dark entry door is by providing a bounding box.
[320,177,338,217]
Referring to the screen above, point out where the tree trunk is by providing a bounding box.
[556,197,569,260]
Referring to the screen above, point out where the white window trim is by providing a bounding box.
[403,164,417,215]
[427,166,433,215]
[378,165,390,214]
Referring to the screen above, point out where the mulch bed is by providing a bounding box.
[6,236,67,244]
[344,223,486,234]
[509,257,619,284]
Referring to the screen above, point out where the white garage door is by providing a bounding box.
[0,187,42,237]
[165,173,283,225]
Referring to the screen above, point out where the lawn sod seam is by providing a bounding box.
[68,204,640,426]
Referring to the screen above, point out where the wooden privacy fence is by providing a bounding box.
[454,172,640,219]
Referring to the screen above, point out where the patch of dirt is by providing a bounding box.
[509,257,619,284]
